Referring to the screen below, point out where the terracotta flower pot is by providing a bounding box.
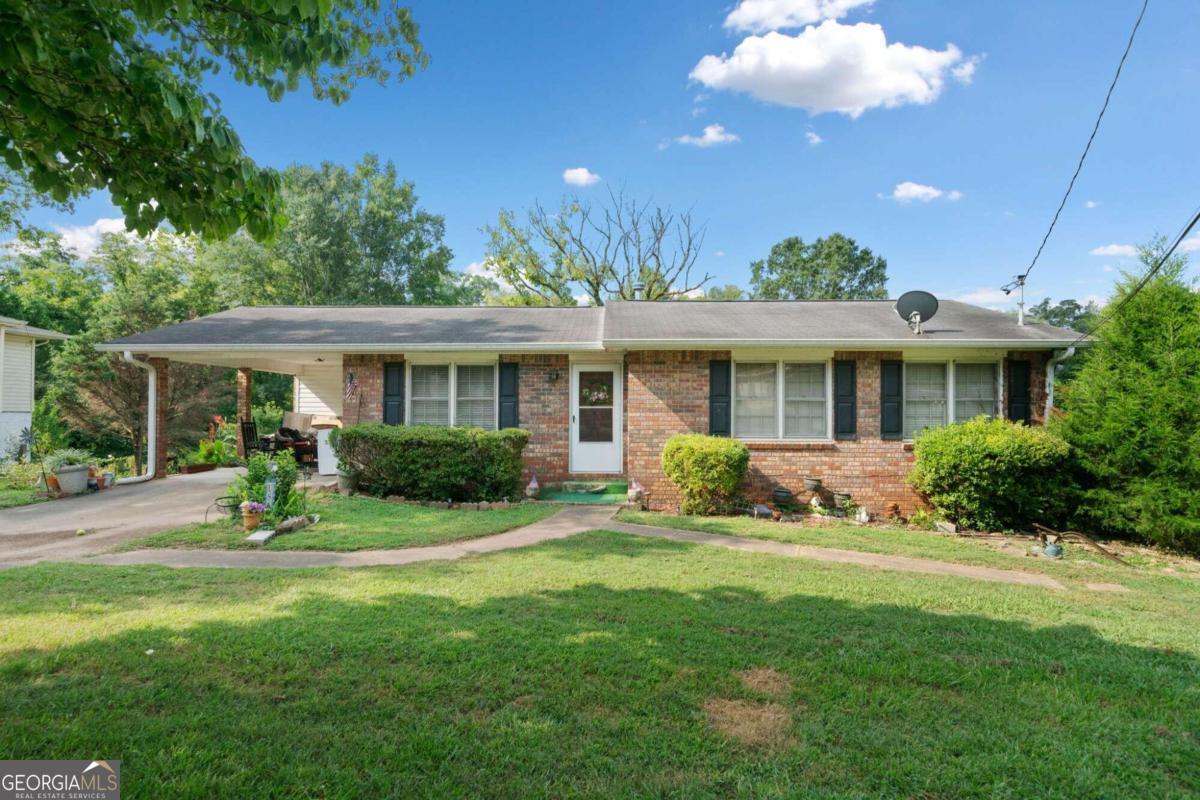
[242,511,263,532]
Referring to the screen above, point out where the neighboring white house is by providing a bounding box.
[0,314,69,457]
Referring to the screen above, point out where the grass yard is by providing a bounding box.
[0,488,45,509]
[1,531,1198,798]
[120,494,560,551]
[616,509,1200,584]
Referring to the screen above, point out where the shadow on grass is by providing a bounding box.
[1,561,1196,798]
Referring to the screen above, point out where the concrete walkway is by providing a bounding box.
[80,506,1064,589]
[83,505,621,568]
[605,520,1065,589]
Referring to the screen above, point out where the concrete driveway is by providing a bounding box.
[0,468,243,567]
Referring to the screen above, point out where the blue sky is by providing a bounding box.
[27,0,1200,309]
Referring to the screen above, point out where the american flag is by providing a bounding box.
[344,372,358,400]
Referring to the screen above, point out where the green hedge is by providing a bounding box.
[661,433,750,515]
[331,424,531,502]
[908,416,1073,531]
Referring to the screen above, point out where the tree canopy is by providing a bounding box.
[483,190,711,306]
[0,0,426,239]
[750,234,888,300]
[1028,297,1100,332]
[195,155,481,305]
[1052,238,1200,554]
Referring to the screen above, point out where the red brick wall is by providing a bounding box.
[502,354,569,483]
[342,354,388,425]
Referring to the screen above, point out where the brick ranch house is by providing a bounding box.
[99,300,1079,514]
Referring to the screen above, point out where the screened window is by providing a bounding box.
[955,363,998,420]
[734,363,777,438]
[410,365,451,426]
[904,363,947,439]
[784,363,827,438]
[455,364,496,428]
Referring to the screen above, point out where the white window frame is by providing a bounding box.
[901,359,1003,441]
[405,358,500,429]
[731,360,833,441]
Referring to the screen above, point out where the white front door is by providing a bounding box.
[569,363,622,474]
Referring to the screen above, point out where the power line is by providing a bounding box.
[1016,0,1149,284]
[1067,202,1200,346]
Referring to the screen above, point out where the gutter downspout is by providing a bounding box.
[1045,346,1076,417]
[118,351,156,484]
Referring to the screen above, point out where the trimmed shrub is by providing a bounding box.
[908,416,1072,531]
[661,433,750,515]
[229,450,302,522]
[331,424,531,502]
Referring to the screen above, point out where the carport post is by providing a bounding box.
[150,358,169,479]
[236,367,253,457]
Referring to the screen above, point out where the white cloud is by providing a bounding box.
[562,167,601,187]
[1179,236,1200,253]
[675,124,741,148]
[805,130,823,145]
[464,258,512,291]
[724,0,875,33]
[691,21,975,117]
[885,181,962,203]
[55,217,127,259]
[1084,200,1101,209]
[573,294,593,306]
[714,250,727,257]
[1089,243,1137,257]
[691,105,707,117]
[950,54,983,85]
[1102,264,1115,272]
[684,287,707,299]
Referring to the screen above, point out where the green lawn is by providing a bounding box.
[120,494,561,551]
[0,488,46,509]
[1,531,1197,798]
[616,509,1196,585]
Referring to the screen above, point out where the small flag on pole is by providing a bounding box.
[344,371,358,400]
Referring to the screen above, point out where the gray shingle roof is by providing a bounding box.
[99,299,1081,352]
[603,300,1080,345]
[101,306,606,351]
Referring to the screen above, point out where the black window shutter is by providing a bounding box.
[833,360,857,440]
[880,360,903,440]
[1008,360,1031,424]
[498,362,520,428]
[383,362,405,425]
[709,360,731,436]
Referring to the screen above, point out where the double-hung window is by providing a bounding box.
[902,361,1000,439]
[733,361,828,439]
[409,362,496,428]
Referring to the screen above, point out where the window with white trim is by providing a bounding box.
[902,361,1001,439]
[784,363,827,438]
[455,364,496,428]
[734,361,829,439]
[410,365,451,426]
[954,363,998,420]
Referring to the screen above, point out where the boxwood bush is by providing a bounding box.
[661,433,750,515]
[908,416,1073,531]
[331,424,531,502]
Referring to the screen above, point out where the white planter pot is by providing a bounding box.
[56,464,90,495]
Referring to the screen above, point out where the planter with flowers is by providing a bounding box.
[240,500,267,532]
[45,448,94,495]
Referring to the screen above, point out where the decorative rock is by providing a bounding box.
[276,515,311,534]
[460,502,479,511]
[935,521,957,534]
[386,495,404,503]
[245,529,277,545]
[478,501,490,511]
[494,500,510,510]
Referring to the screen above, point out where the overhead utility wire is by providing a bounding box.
[1067,203,1200,347]
[1010,0,1149,291]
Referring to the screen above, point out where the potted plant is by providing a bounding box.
[832,491,852,509]
[241,500,267,531]
[803,476,822,492]
[337,465,358,493]
[46,448,94,495]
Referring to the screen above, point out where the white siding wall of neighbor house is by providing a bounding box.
[293,366,344,417]
[1,334,35,453]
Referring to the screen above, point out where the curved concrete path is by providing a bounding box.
[79,506,1064,589]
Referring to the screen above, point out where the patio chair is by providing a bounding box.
[239,419,277,455]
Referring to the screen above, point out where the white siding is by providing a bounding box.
[293,366,343,417]
[1,335,34,413]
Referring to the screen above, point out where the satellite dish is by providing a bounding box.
[894,290,939,334]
